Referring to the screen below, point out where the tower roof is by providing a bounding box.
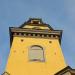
[19,18,54,30]
[9,18,62,46]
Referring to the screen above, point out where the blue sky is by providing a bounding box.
[0,0,75,74]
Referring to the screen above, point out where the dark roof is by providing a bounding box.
[2,72,10,75]
[19,18,54,30]
[55,66,75,75]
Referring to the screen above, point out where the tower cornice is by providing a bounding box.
[9,18,62,47]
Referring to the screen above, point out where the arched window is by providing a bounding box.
[29,45,45,62]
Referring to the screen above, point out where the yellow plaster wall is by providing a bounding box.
[5,37,67,75]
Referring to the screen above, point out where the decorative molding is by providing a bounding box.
[9,30,61,47]
[12,32,59,39]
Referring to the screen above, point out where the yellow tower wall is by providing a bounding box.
[5,36,67,75]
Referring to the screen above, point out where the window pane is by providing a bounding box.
[29,45,44,62]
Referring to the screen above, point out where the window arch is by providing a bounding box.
[29,45,45,62]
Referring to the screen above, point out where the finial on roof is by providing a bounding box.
[26,18,43,24]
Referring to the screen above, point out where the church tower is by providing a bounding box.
[4,18,67,75]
